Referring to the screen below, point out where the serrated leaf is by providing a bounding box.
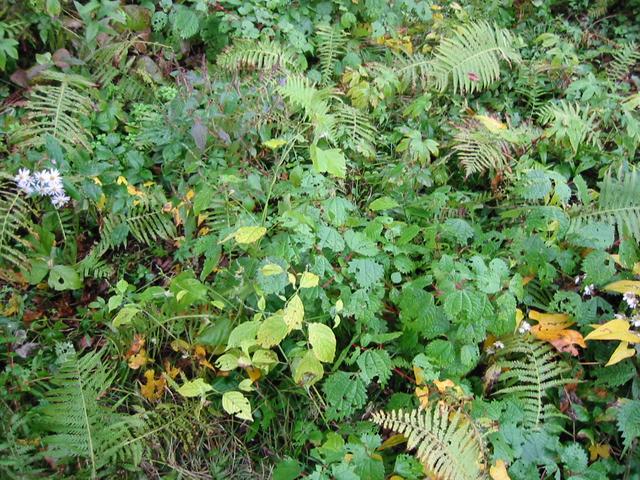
[357,349,392,386]
[348,259,384,290]
[222,391,253,421]
[308,323,336,363]
[310,145,346,178]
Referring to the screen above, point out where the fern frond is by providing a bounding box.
[0,173,32,270]
[37,351,144,476]
[538,100,599,152]
[431,21,521,94]
[86,40,135,86]
[569,167,640,242]
[315,24,347,84]
[101,193,176,249]
[608,41,640,81]
[393,52,431,90]
[452,121,512,177]
[493,336,571,429]
[372,405,483,480]
[333,101,377,150]
[217,40,299,73]
[11,71,95,152]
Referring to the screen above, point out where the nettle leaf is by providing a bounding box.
[348,259,384,290]
[357,349,392,386]
[323,371,367,421]
[318,225,345,252]
[344,230,379,256]
[222,391,253,421]
[443,288,483,319]
[308,323,336,363]
[582,250,616,285]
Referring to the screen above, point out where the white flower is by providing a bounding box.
[631,315,640,328]
[574,275,584,285]
[493,341,504,350]
[13,168,34,194]
[518,321,532,334]
[583,284,595,296]
[624,292,639,309]
[614,313,627,320]
[51,192,70,209]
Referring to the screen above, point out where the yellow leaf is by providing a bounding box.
[288,273,296,286]
[116,176,128,185]
[300,271,320,288]
[606,341,636,366]
[584,319,640,343]
[261,263,284,276]
[476,115,507,133]
[604,280,640,295]
[529,310,574,340]
[2,293,21,316]
[185,189,195,201]
[377,434,407,451]
[140,369,166,401]
[246,366,262,382]
[588,443,611,461]
[96,194,106,211]
[413,365,426,385]
[92,176,102,185]
[219,226,267,245]
[263,138,287,149]
[514,308,524,332]
[127,184,143,196]
[490,460,511,480]
[283,294,304,332]
[128,349,149,370]
[433,379,455,393]
[415,386,429,409]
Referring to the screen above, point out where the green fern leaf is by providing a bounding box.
[36,351,144,477]
[371,405,484,480]
[11,71,95,152]
[493,336,571,429]
[431,21,521,94]
[217,40,299,73]
[315,24,347,84]
[0,173,32,270]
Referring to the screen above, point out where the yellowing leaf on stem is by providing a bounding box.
[308,322,336,363]
[415,386,429,409]
[177,378,213,397]
[589,443,611,461]
[128,349,148,370]
[284,294,304,332]
[300,271,320,288]
[377,434,407,451]
[220,226,267,245]
[222,391,253,421]
[261,263,284,276]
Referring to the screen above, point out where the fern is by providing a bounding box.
[608,41,640,81]
[493,336,571,429]
[36,350,144,477]
[431,21,521,94]
[11,71,95,152]
[538,101,599,152]
[333,101,377,152]
[569,167,640,242]
[452,121,512,177]
[371,405,484,480]
[0,173,32,270]
[101,194,176,249]
[217,40,299,73]
[393,52,430,90]
[315,24,347,84]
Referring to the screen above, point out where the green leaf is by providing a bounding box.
[177,378,213,397]
[257,314,288,348]
[48,265,82,291]
[227,321,260,351]
[369,196,399,211]
[323,371,367,421]
[222,391,253,421]
[234,226,267,244]
[348,259,384,290]
[293,350,324,386]
[300,271,320,288]
[357,349,392,386]
[112,306,140,328]
[310,145,347,178]
[308,323,336,363]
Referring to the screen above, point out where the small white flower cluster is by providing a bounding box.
[518,320,531,334]
[13,168,70,209]
[583,284,595,297]
[623,292,639,309]
[486,341,505,355]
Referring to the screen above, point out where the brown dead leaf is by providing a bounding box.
[549,330,586,356]
[128,349,149,370]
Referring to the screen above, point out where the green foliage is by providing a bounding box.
[371,406,483,480]
[36,351,144,477]
[0,173,32,270]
